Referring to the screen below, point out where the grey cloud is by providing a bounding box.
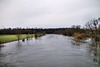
[0,0,100,28]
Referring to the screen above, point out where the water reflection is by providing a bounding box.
[22,39,25,42]
[27,38,29,41]
[16,41,22,50]
[89,41,100,65]
[70,39,83,49]
[71,40,81,46]
[72,39,100,66]
[0,44,4,47]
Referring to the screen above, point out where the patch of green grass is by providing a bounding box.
[0,34,34,43]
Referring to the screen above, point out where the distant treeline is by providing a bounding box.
[0,25,85,36]
[0,28,65,34]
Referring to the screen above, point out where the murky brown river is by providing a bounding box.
[0,34,100,67]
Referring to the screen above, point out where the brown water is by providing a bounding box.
[0,34,100,67]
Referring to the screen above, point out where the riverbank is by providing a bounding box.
[0,34,34,44]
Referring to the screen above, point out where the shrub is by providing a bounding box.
[74,33,87,39]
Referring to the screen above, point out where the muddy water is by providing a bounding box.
[0,34,100,67]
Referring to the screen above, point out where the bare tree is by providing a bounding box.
[85,18,100,41]
[16,30,21,41]
[16,34,21,41]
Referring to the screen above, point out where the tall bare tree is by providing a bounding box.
[85,18,100,41]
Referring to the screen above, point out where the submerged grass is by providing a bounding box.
[0,34,34,44]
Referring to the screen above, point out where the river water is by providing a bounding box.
[0,34,100,67]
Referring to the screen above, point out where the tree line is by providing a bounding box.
[0,26,84,36]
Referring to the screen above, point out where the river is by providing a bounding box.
[0,34,100,67]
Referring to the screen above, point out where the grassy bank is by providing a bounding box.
[0,34,34,44]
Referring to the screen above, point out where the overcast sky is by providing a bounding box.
[0,0,100,28]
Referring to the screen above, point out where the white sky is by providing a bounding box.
[0,0,100,28]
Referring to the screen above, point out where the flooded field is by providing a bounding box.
[0,34,100,67]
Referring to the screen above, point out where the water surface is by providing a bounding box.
[0,34,100,67]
